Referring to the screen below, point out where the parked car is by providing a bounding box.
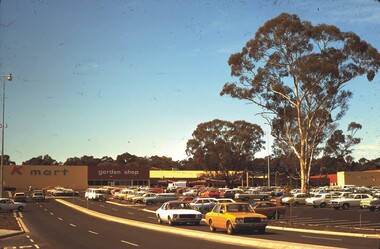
[182,189,199,197]
[198,189,221,198]
[234,190,270,201]
[189,197,218,213]
[220,189,243,199]
[305,193,338,208]
[31,191,45,202]
[178,196,195,203]
[217,198,236,203]
[360,193,380,211]
[13,192,27,203]
[205,202,268,235]
[143,193,178,205]
[132,193,156,204]
[329,193,373,210]
[250,201,286,219]
[281,193,308,206]
[85,188,106,201]
[156,201,203,225]
[0,198,26,212]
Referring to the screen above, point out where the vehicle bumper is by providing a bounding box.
[234,223,267,230]
[172,218,202,223]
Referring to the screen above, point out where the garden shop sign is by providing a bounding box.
[88,166,149,180]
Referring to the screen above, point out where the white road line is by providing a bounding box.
[88,230,98,235]
[50,212,54,215]
[30,239,35,243]
[121,240,139,247]
[19,246,33,248]
[100,205,105,207]
[44,208,48,211]
[127,212,134,215]
[34,244,40,249]
[112,208,118,211]
[301,235,342,241]
[58,217,63,221]
[70,223,77,227]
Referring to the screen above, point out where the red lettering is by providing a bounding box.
[11,166,23,175]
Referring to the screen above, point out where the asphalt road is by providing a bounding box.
[1,197,379,249]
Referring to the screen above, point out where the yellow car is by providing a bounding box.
[205,202,268,235]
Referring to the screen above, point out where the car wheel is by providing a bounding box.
[243,197,249,202]
[227,221,234,235]
[168,217,174,226]
[342,203,350,210]
[209,220,216,232]
[17,206,24,212]
[293,202,298,206]
[334,207,340,210]
[146,201,153,206]
[369,206,375,211]
[313,205,318,208]
[320,202,326,208]
[157,215,163,224]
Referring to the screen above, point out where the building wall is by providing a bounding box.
[3,165,88,191]
[337,171,380,187]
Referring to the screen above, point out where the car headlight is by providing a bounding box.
[196,214,202,219]
[261,218,268,222]
[235,218,244,224]
[173,214,178,218]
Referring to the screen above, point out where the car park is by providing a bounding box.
[156,201,203,225]
[143,193,178,205]
[250,201,286,219]
[205,202,268,235]
[0,198,26,212]
[31,191,45,202]
[305,193,338,208]
[13,192,27,203]
[329,193,373,210]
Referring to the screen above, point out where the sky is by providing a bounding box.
[0,0,379,165]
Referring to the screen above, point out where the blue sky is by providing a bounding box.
[0,0,379,165]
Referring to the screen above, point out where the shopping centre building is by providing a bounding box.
[2,165,379,191]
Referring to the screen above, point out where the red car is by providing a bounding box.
[199,189,221,198]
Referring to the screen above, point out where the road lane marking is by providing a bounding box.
[70,223,77,227]
[34,244,40,249]
[50,212,54,215]
[58,217,63,221]
[301,235,342,241]
[127,212,134,215]
[100,204,105,207]
[44,208,48,211]
[112,208,118,211]
[88,230,98,235]
[121,240,139,247]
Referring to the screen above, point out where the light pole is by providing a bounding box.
[0,73,12,198]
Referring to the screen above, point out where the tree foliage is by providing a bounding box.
[186,119,264,188]
[22,155,59,165]
[220,13,380,192]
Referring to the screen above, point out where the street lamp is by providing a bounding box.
[0,73,12,198]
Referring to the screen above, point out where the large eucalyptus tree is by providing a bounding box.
[221,13,380,193]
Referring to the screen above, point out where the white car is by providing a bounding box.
[305,193,338,208]
[329,193,372,210]
[282,193,308,206]
[0,198,26,212]
[156,201,203,225]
